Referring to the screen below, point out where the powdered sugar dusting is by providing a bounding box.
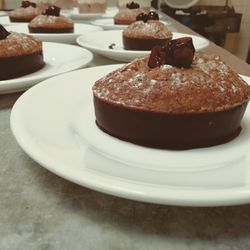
[29,14,73,28]
[123,20,172,39]
[93,53,250,113]
[0,32,42,57]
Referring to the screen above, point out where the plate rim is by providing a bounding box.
[10,65,250,207]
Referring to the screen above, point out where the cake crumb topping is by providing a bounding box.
[0,32,42,57]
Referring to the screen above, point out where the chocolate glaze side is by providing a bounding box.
[0,51,45,80]
[123,36,172,50]
[28,27,74,33]
[9,16,35,22]
[94,96,248,149]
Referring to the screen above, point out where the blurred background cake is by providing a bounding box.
[8,1,41,22]
[28,5,74,33]
[114,1,147,25]
[123,11,172,50]
[117,0,151,11]
[76,0,107,13]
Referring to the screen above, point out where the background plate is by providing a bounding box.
[77,30,209,62]
[10,65,250,207]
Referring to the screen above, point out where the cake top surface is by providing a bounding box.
[9,5,40,17]
[114,8,146,20]
[0,32,42,57]
[28,14,74,28]
[93,53,250,114]
[123,20,173,39]
[77,0,106,3]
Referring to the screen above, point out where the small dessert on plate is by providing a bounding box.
[28,5,74,33]
[93,37,250,149]
[8,1,41,22]
[123,11,172,50]
[76,0,107,13]
[117,0,151,11]
[114,1,146,25]
[0,25,45,80]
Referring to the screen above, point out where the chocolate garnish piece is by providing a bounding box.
[109,43,116,49]
[126,1,140,9]
[0,25,10,40]
[147,11,159,21]
[42,5,60,16]
[136,13,148,22]
[21,1,36,8]
[148,37,195,68]
[148,45,166,68]
[165,37,195,68]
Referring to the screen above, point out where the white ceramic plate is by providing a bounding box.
[0,15,13,26]
[0,42,93,94]
[90,18,172,30]
[10,65,250,207]
[6,23,102,44]
[76,30,209,62]
[0,11,7,17]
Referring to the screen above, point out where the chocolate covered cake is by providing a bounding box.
[93,37,250,149]
[28,5,74,33]
[114,1,146,25]
[0,25,45,80]
[8,1,40,22]
[123,11,172,50]
[76,0,107,13]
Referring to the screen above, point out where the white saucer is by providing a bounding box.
[6,23,102,44]
[10,65,250,206]
[76,30,209,62]
[0,42,93,94]
[90,18,172,30]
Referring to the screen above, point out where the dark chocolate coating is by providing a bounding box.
[94,96,248,150]
[9,16,34,22]
[0,51,45,80]
[28,27,74,33]
[123,35,171,50]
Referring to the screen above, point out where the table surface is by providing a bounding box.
[1,9,250,250]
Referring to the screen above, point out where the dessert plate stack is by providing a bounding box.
[10,65,250,207]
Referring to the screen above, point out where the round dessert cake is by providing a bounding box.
[114,1,146,25]
[76,0,107,13]
[0,25,45,80]
[28,5,74,33]
[92,37,250,149]
[8,1,40,22]
[123,11,172,50]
